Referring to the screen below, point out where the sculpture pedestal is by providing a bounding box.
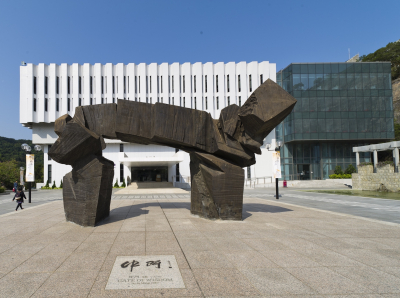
[63,155,114,227]
[190,152,244,220]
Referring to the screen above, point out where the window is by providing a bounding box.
[227,96,230,106]
[194,75,196,93]
[169,97,170,104]
[112,76,115,93]
[157,97,159,103]
[56,76,59,94]
[79,76,82,94]
[56,98,59,111]
[161,97,163,103]
[247,166,251,179]
[124,76,126,93]
[239,96,241,107]
[172,97,174,105]
[68,98,71,111]
[260,74,263,85]
[238,75,241,92]
[205,97,207,110]
[150,97,152,104]
[48,145,52,160]
[168,76,170,93]
[227,75,230,92]
[120,144,124,152]
[172,76,174,93]
[138,76,140,93]
[116,77,118,93]
[45,76,48,94]
[113,98,115,103]
[101,98,104,104]
[205,75,207,92]
[150,76,152,93]
[135,76,137,93]
[216,97,219,109]
[183,76,185,93]
[135,97,137,102]
[161,76,163,93]
[44,98,48,112]
[157,76,159,93]
[90,76,93,94]
[216,75,219,92]
[90,98,93,105]
[120,164,124,183]
[146,76,148,93]
[48,164,52,185]
[78,98,81,106]
[101,76,104,94]
[33,98,36,111]
[249,75,252,92]
[194,97,197,109]
[68,76,71,94]
[33,76,37,94]
[127,76,129,93]
[191,75,192,93]
[146,97,148,103]
[180,97,181,106]
[183,97,185,107]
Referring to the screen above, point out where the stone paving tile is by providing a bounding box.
[12,252,70,273]
[259,249,321,267]
[147,250,190,269]
[146,238,182,252]
[209,237,254,252]
[224,251,278,268]
[374,266,400,279]
[338,249,400,267]
[184,250,235,269]
[56,252,107,272]
[330,265,400,294]
[192,268,261,296]
[239,267,317,296]
[178,237,216,251]
[0,272,50,298]
[241,237,289,251]
[285,267,374,295]
[31,270,98,297]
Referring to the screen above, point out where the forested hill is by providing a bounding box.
[0,136,44,168]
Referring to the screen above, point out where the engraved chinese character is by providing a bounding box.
[146,260,161,268]
[121,260,140,272]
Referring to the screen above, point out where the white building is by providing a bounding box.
[20,61,279,188]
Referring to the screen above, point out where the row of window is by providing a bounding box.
[32,95,244,113]
[33,74,265,96]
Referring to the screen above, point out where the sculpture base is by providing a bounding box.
[63,155,114,227]
[190,152,244,220]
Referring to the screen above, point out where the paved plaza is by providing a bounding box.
[0,189,400,297]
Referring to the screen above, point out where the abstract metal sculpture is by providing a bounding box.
[49,79,296,226]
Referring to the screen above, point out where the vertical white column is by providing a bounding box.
[373,150,378,173]
[393,148,399,173]
[355,152,360,172]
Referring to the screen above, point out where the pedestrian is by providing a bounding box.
[13,181,18,192]
[13,186,26,211]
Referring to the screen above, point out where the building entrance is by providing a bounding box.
[297,164,311,180]
[131,166,168,182]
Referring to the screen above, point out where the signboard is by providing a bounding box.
[26,154,35,182]
[272,151,281,179]
[106,255,185,290]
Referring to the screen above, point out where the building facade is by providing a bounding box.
[276,62,394,180]
[20,61,278,187]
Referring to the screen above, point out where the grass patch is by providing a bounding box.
[302,189,400,200]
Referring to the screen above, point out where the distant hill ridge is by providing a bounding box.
[0,136,44,167]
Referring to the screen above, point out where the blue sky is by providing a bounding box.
[0,0,399,140]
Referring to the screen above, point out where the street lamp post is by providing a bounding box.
[21,144,42,203]
[266,141,282,200]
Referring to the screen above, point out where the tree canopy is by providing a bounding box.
[360,40,400,81]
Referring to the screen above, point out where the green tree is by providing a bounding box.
[0,160,19,189]
[121,178,126,188]
[395,123,400,141]
[59,180,63,188]
[45,180,50,188]
[334,165,343,175]
[360,40,400,80]
[344,164,356,174]
[113,179,119,188]
[51,181,56,189]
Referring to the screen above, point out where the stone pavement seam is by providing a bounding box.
[159,200,207,298]
[246,195,400,228]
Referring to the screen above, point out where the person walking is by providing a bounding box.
[13,181,18,192]
[13,186,26,211]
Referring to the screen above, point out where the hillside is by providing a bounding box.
[0,136,44,182]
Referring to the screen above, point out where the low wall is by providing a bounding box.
[352,164,400,192]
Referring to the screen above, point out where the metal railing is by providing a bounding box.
[172,175,191,185]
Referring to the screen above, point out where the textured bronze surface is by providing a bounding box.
[49,79,296,225]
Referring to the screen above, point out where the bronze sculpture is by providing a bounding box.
[49,79,296,226]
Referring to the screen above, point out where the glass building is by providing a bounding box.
[276,62,394,180]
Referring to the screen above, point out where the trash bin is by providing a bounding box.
[283,180,287,188]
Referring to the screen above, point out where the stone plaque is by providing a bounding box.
[106,255,185,290]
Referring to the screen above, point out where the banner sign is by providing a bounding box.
[272,151,281,179]
[26,154,35,182]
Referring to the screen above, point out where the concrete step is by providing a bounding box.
[129,182,174,189]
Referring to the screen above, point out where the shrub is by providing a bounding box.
[121,178,126,188]
[51,181,56,189]
[0,186,5,193]
[377,161,394,167]
[0,160,19,189]
[344,164,356,174]
[113,179,120,188]
[45,180,50,188]
[59,180,63,188]
[334,165,343,175]
[359,162,373,167]
[329,173,352,179]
